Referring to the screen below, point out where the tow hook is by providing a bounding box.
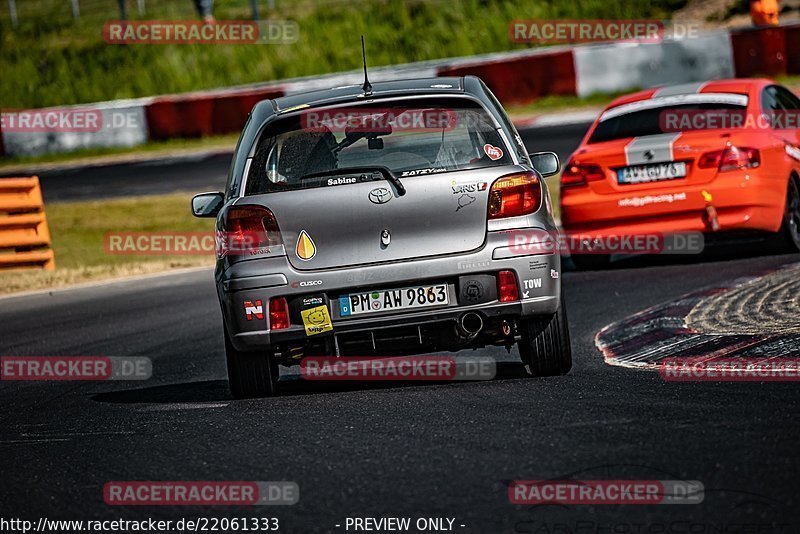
[702,190,720,231]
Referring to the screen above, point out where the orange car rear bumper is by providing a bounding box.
[560,170,786,237]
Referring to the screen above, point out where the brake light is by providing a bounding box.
[698,146,760,172]
[497,270,519,302]
[222,205,282,255]
[560,160,605,187]
[488,172,541,219]
[269,297,290,330]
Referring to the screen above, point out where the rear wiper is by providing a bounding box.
[299,166,406,196]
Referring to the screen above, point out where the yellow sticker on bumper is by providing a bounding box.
[300,305,333,336]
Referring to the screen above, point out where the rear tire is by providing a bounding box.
[225,326,278,399]
[570,253,610,270]
[519,292,572,376]
[778,175,800,252]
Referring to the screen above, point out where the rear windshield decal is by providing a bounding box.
[400,167,447,177]
[326,176,358,186]
[483,144,504,160]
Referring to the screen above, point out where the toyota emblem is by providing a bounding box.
[368,187,392,204]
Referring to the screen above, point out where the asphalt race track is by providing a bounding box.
[3,252,799,531]
[2,124,799,532]
[1,123,589,203]
[2,152,235,203]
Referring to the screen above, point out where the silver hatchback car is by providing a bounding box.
[192,76,571,398]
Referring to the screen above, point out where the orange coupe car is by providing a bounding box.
[560,78,800,269]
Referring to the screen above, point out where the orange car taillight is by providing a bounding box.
[497,270,519,302]
[269,297,290,330]
[560,161,605,187]
[223,205,282,253]
[698,146,760,172]
[488,172,541,219]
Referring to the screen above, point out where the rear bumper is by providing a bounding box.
[233,298,550,349]
[218,231,561,352]
[560,169,787,236]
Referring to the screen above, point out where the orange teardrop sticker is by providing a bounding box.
[296,230,316,260]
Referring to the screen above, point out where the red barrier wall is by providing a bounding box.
[730,25,799,77]
[785,25,800,75]
[146,86,284,140]
[437,50,576,104]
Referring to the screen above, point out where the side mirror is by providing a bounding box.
[191,192,225,218]
[529,151,560,177]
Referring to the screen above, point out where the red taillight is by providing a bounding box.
[223,205,282,254]
[497,270,519,302]
[698,146,760,172]
[560,160,605,187]
[697,150,722,169]
[269,297,290,330]
[488,172,541,219]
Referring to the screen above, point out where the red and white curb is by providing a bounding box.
[595,264,800,369]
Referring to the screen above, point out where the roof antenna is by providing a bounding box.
[361,35,372,96]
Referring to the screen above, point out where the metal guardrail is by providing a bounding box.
[0,176,55,271]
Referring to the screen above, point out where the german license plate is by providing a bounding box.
[339,284,449,316]
[617,162,687,184]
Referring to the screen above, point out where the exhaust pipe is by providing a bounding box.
[456,312,484,340]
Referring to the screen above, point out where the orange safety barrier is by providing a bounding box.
[0,176,55,271]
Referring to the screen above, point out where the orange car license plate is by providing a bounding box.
[617,162,687,184]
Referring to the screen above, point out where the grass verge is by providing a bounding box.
[2,0,687,109]
[0,193,215,295]
[545,174,561,221]
[505,91,628,118]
